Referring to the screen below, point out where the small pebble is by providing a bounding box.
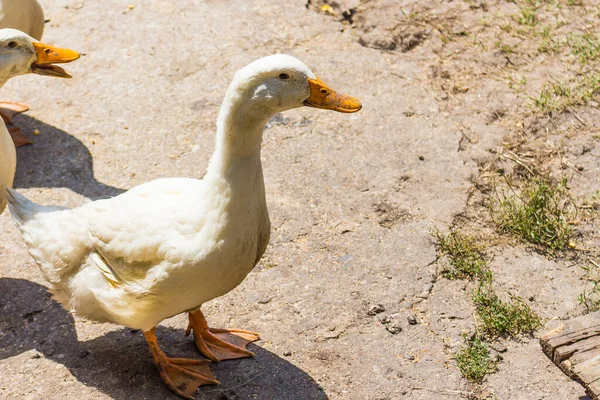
[33,129,40,135]
[386,324,402,334]
[324,331,341,339]
[31,353,41,359]
[416,304,428,313]
[489,349,502,362]
[490,342,507,353]
[418,155,425,161]
[338,254,353,263]
[283,350,292,356]
[257,297,272,304]
[407,315,417,325]
[367,304,385,316]
[78,349,90,358]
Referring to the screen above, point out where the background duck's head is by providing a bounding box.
[0,28,79,86]
[224,54,362,121]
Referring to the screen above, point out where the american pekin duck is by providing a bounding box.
[0,28,78,213]
[0,0,46,146]
[6,54,361,399]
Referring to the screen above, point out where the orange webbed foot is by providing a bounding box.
[186,310,260,362]
[144,328,218,399]
[0,101,29,124]
[8,127,32,147]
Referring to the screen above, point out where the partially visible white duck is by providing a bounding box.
[0,0,46,146]
[0,28,79,213]
[6,54,361,399]
[0,0,44,40]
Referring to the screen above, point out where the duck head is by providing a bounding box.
[226,54,362,120]
[0,28,79,86]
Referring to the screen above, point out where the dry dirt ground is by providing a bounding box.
[1,0,599,399]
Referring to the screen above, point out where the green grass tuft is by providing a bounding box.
[533,84,558,112]
[433,230,491,282]
[455,337,497,383]
[496,41,515,55]
[579,74,600,101]
[473,286,542,338]
[570,34,600,64]
[518,6,538,26]
[578,262,600,312]
[532,81,574,113]
[532,76,600,113]
[494,178,573,253]
[578,286,600,312]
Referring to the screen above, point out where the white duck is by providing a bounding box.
[6,54,361,399]
[0,28,78,213]
[0,0,46,146]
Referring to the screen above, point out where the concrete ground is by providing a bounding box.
[0,0,597,399]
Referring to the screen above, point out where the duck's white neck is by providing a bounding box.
[205,83,272,180]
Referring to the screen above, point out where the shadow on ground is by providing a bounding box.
[0,278,327,400]
[13,115,124,200]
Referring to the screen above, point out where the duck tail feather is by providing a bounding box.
[6,188,42,226]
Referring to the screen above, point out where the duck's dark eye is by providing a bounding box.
[8,41,17,48]
[279,73,290,80]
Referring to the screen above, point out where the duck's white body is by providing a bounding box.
[0,0,44,40]
[0,120,16,212]
[9,166,269,331]
[0,32,21,213]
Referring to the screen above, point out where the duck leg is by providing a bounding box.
[144,328,218,400]
[0,102,32,147]
[186,309,260,362]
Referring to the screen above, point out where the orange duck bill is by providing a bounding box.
[31,42,80,78]
[303,77,362,113]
